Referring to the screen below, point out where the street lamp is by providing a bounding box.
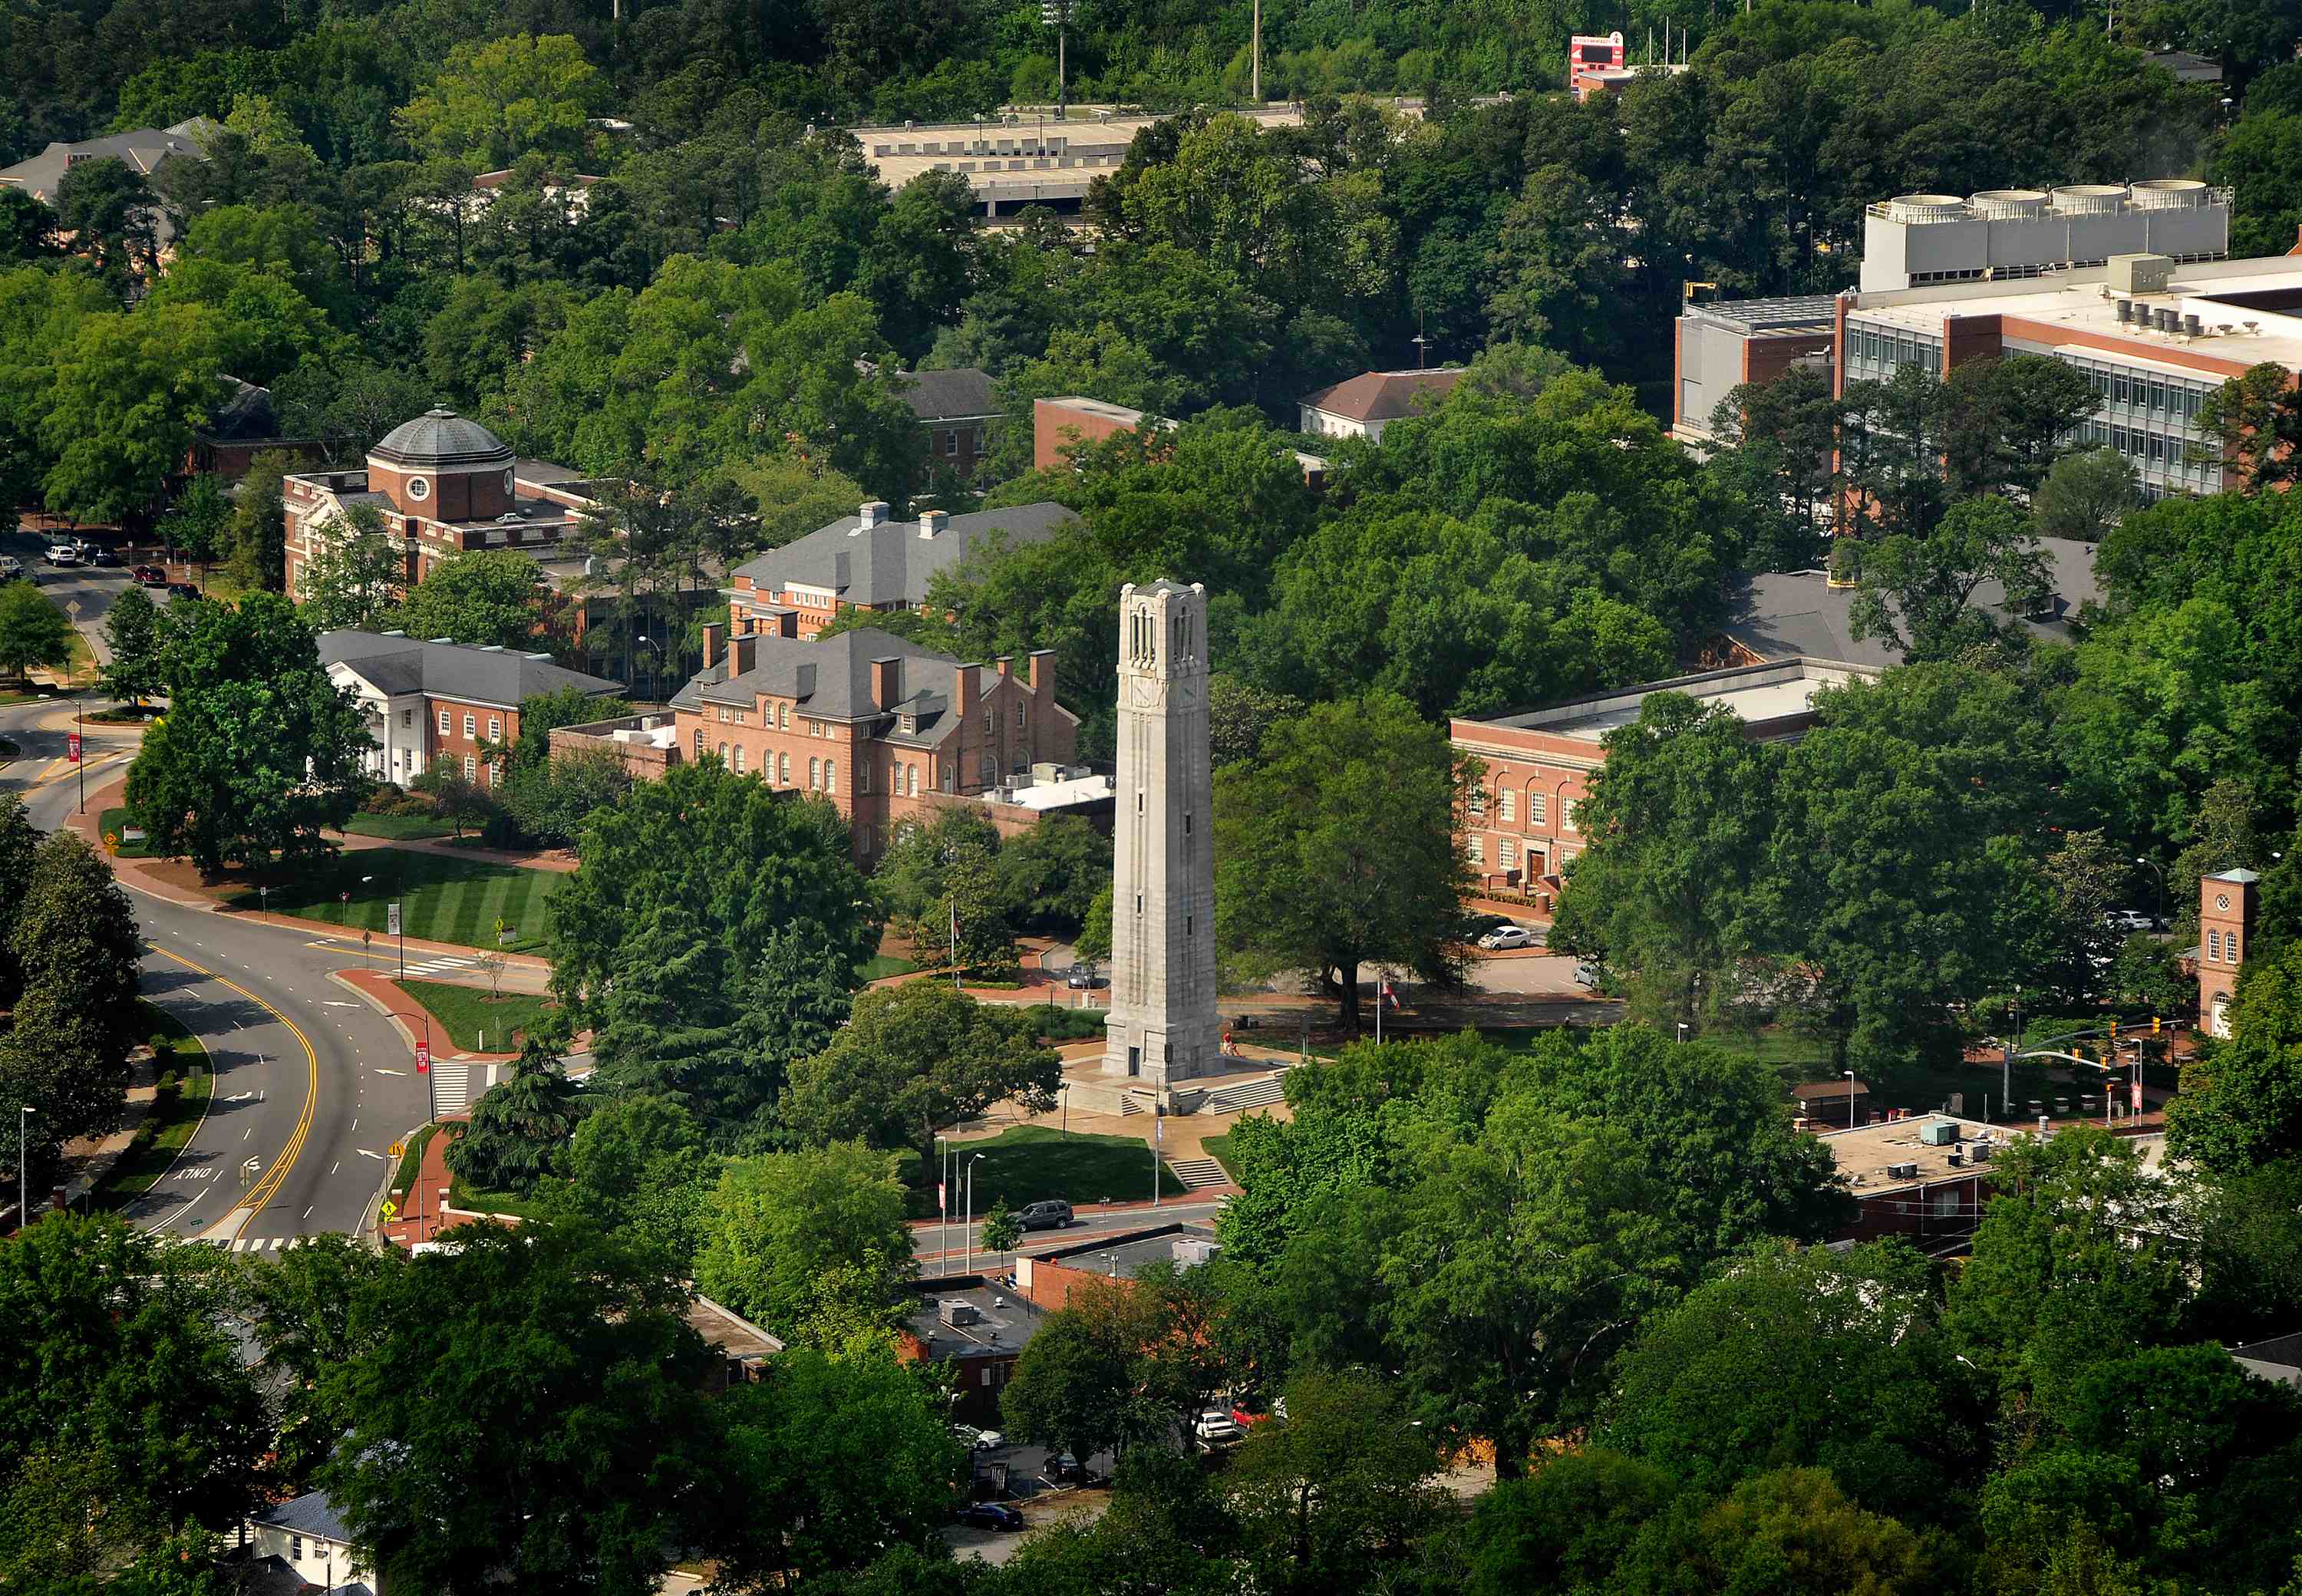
[1676,1022,1688,1044]
[633,634,663,704]
[2133,856,2168,926]
[17,1106,34,1231]
[963,1152,984,1277]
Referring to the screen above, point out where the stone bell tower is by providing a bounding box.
[1102,580,1220,1090]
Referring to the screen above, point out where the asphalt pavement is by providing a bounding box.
[2,536,433,1246]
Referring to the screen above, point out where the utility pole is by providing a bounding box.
[18,1107,33,1232]
[1252,0,1261,103]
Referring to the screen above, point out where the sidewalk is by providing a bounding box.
[55,1047,160,1202]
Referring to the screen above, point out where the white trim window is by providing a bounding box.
[1499,789,1515,824]
[488,716,502,741]
[825,760,836,793]
[731,744,745,774]
[463,714,477,737]
[1529,791,1548,826]
[437,709,450,735]
[1467,835,1485,864]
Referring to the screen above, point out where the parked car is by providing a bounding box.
[1065,965,1104,990]
[1193,1410,1243,1448]
[958,1503,1024,1532]
[1478,924,1540,950]
[2104,908,2155,934]
[44,545,78,566]
[130,565,166,586]
[1575,960,1604,989]
[971,1428,1006,1452]
[1017,1199,1073,1232]
[167,582,201,601]
[85,548,118,566]
[0,556,20,580]
[951,1423,981,1448]
[1042,1453,1086,1483]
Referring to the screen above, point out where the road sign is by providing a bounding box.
[415,1042,429,1073]
[388,1139,406,1158]
[380,1200,398,1221]
[341,891,351,905]
[64,732,80,763]
[64,598,80,620]
[388,902,401,937]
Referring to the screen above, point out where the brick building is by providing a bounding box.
[320,629,624,788]
[1032,395,1331,486]
[1817,1114,1993,1258]
[284,409,602,605]
[1449,658,1878,904]
[899,367,1002,482]
[2198,867,2259,1037]
[1296,368,1462,444]
[1671,295,1838,447]
[665,622,1080,865]
[723,500,1075,640]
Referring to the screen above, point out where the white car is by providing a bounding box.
[2103,908,2155,934]
[971,1428,1006,1452]
[0,556,20,579]
[1192,1410,1242,1448]
[44,544,78,566]
[1478,925,1539,950]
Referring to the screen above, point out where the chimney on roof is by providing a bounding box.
[955,661,980,725]
[994,655,1011,678]
[858,500,890,529]
[769,609,798,639]
[918,508,948,539]
[731,634,757,674]
[871,655,904,711]
[701,622,723,670]
[1029,648,1055,697]
[796,661,817,701]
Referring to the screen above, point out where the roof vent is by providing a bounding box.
[1887,1161,1920,1181]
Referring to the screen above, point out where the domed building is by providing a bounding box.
[281,408,603,603]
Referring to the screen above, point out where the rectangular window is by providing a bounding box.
[1499,837,1517,869]
[779,753,790,784]
[1017,699,1026,735]
[1468,835,1484,863]
[810,757,820,789]
[463,714,476,737]
[1467,786,1486,817]
[488,716,502,741]
[401,709,412,727]
[2209,928,2222,960]
[825,760,836,793]
[694,728,705,760]
[437,709,450,735]
[1529,792,1548,826]
[718,707,731,723]
[1564,800,1581,834]
[2228,934,2240,962]
[290,1535,302,1562]
[945,429,960,457]
[463,753,476,779]
[2112,373,2131,406]
[1499,789,1515,824]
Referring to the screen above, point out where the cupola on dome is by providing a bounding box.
[370,408,514,470]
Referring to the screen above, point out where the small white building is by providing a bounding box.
[1296,368,1463,444]
[244,1488,374,1594]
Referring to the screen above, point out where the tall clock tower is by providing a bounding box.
[1102,580,1221,1090]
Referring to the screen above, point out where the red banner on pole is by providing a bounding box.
[415,1043,430,1073]
[64,732,80,764]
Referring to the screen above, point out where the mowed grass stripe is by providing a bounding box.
[230,849,557,952]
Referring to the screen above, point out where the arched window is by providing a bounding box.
[809,757,820,789]
[778,752,790,784]
[731,744,745,774]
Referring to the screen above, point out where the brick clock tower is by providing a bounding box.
[1102,579,1220,1093]
[2198,867,2259,1037]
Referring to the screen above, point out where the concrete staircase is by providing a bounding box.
[1165,1156,1229,1191]
[1201,1074,1289,1113]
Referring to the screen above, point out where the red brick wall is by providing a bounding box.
[425,697,519,784]
[1448,719,1598,892]
[1034,399,1137,471]
[2198,875,2257,1034]
[1838,1178,1983,1251]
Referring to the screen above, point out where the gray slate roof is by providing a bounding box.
[897,368,999,421]
[252,1488,352,1545]
[0,125,207,203]
[731,502,1074,611]
[668,625,988,744]
[1716,536,2102,668]
[371,408,513,470]
[321,630,622,710]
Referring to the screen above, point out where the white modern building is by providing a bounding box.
[1858,179,2231,293]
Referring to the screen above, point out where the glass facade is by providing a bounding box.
[1843,321,1944,384]
[2040,348,2224,500]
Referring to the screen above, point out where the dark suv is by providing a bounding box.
[1017,1199,1074,1232]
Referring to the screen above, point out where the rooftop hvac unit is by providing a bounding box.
[2115,298,2135,325]
[1970,1141,1993,1162]
[1172,1238,1221,1266]
[1968,187,2046,219]
[2108,252,2175,294]
[1947,1151,1965,1168]
[1886,193,1967,224]
[937,1299,981,1327]
[2051,183,2127,214]
[2184,313,2202,337]
[1887,1162,1921,1181]
[1918,1119,1958,1147]
[2129,177,2210,210]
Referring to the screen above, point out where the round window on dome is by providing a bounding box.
[407,476,431,502]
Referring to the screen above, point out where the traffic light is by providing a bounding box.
[2109,1019,2119,1042]
[2152,1016,2162,1036]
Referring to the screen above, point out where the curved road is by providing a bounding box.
[5,540,430,1249]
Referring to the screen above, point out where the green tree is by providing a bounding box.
[124,592,371,876]
[236,1232,403,1481]
[2196,360,2302,493]
[1215,691,1473,1030]
[444,1040,585,1194]
[559,1093,718,1268]
[395,549,546,648]
[156,471,235,565]
[1848,495,2051,661]
[1483,164,1634,369]
[53,157,160,279]
[2167,938,2302,1174]
[1001,1265,1227,1465]
[694,1142,913,1338]
[226,450,294,591]
[99,583,167,709]
[294,502,407,630]
[991,815,1110,938]
[2033,447,2140,544]
[1074,883,1113,965]
[0,1214,265,1558]
[1225,1370,1446,1596]
[1206,674,1302,768]
[0,796,41,1002]
[1455,1448,1680,1596]
[1629,1469,1925,1596]
[396,34,603,167]
[15,830,143,1053]
[0,187,55,264]
[503,744,632,849]
[318,1219,718,1595]
[0,583,71,684]
[1546,694,1780,1027]
[781,981,1060,1170]
[41,302,226,524]
[548,759,876,1022]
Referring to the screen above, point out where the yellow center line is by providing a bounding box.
[152,945,321,1221]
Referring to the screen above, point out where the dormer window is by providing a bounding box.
[899,714,918,734]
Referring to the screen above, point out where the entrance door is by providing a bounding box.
[1127,1045,1140,1077]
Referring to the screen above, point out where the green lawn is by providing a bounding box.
[228,849,558,952]
[448,1172,552,1219]
[344,813,460,841]
[394,978,556,1054]
[390,1123,438,1199]
[862,954,919,981]
[92,1004,212,1208]
[1202,1132,1239,1183]
[97,806,156,859]
[930,1125,1185,1216]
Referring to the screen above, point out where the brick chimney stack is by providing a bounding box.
[858,500,890,529]
[1028,648,1056,697]
[701,622,723,670]
[918,509,948,539]
[871,655,904,711]
[955,661,979,724]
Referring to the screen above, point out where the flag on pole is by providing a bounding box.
[938,1182,947,1214]
[1380,979,1400,1011]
